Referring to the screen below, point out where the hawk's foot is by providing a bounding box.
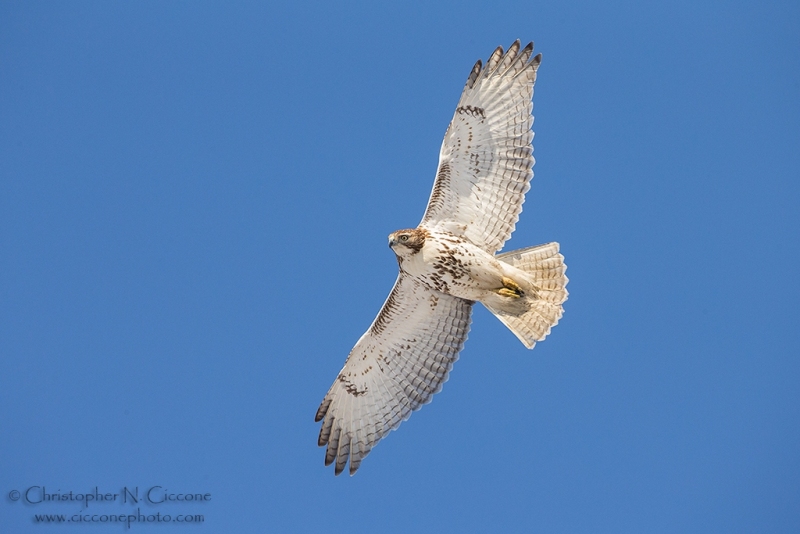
[502,277,524,296]
[495,277,524,298]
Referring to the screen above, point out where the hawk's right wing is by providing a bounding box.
[315,275,473,476]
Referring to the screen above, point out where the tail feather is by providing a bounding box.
[486,242,568,349]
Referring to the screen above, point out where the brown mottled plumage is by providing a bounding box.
[388,228,428,255]
[315,41,567,476]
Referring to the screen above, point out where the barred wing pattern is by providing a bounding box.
[315,275,473,475]
[421,40,541,254]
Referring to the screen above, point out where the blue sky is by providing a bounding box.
[1,1,798,532]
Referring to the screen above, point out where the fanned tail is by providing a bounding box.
[486,242,568,349]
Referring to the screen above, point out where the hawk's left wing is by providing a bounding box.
[421,40,541,254]
[315,274,473,475]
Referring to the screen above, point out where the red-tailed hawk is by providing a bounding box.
[316,41,568,475]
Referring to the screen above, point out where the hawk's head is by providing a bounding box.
[388,228,428,259]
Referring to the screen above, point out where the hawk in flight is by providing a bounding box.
[316,41,568,475]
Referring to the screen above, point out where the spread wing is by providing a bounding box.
[315,275,473,475]
[420,40,541,254]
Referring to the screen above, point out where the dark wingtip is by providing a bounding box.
[522,41,534,56]
[314,397,330,422]
[467,59,482,88]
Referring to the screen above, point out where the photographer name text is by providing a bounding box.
[11,486,210,508]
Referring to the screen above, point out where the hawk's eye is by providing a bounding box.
[400,235,409,242]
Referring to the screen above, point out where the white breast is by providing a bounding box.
[401,231,506,301]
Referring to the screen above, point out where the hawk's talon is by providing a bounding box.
[496,287,522,298]
[500,276,524,297]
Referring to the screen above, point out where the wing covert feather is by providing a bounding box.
[315,274,473,475]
